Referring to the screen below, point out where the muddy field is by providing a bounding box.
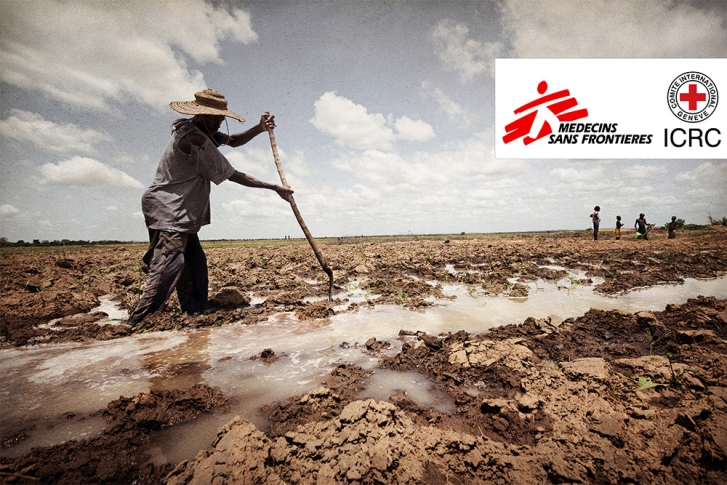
[1,226,726,484]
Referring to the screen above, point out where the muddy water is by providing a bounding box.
[1,275,725,463]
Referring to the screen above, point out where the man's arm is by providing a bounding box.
[228,170,293,201]
[225,114,275,148]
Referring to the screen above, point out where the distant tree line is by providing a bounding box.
[2,215,725,247]
[0,238,138,247]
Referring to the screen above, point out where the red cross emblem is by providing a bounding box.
[668,72,718,123]
[679,83,707,111]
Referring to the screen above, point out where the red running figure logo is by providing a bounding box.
[502,80,589,145]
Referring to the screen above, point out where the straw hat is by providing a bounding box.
[169,89,245,122]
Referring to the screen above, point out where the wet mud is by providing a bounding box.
[1,226,724,347]
[1,385,229,485]
[165,297,726,485]
[1,227,726,484]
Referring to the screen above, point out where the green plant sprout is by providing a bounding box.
[633,376,666,392]
[567,274,580,289]
[663,352,685,388]
[643,329,672,355]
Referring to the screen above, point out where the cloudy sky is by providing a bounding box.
[1,0,726,242]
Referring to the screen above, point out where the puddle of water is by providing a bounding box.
[41,295,130,329]
[303,283,377,311]
[1,276,725,462]
[95,295,131,323]
[359,368,456,413]
[0,414,108,459]
[153,366,456,465]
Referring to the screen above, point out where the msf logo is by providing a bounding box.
[503,80,588,145]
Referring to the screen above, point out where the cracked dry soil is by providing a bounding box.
[1,226,726,484]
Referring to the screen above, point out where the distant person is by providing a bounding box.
[634,213,649,240]
[668,216,678,239]
[590,206,601,240]
[127,89,293,329]
[615,215,623,240]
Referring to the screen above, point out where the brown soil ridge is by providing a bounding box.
[164,296,726,485]
[1,227,725,347]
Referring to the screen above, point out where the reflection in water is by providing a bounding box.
[360,368,456,413]
[140,330,211,391]
[1,276,725,461]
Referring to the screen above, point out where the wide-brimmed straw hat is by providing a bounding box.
[169,89,245,122]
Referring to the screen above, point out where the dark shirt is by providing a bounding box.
[141,119,235,233]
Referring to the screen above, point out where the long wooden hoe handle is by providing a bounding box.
[266,121,334,301]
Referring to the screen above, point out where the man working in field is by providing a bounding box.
[127,89,293,328]
[634,213,651,240]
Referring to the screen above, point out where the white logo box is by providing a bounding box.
[495,58,725,159]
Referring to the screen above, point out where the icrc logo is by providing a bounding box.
[667,72,718,123]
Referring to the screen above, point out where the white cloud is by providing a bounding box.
[394,116,435,142]
[546,165,614,195]
[334,148,461,190]
[310,92,435,150]
[112,153,148,167]
[0,109,111,154]
[283,150,311,179]
[310,92,396,150]
[431,19,502,82]
[219,191,291,227]
[40,156,144,189]
[468,188,500,200]
[551,166,605,183]
[313,184,382,217]
[0,0,258,111]
[334,130,520,190]
[224,145,309,189]
[421,81,473,125]
[345,183,381,204]
[335,150,425,187]
[414,130,520,180]
[0,204,21,218]
[675,162,722,182]
[225,147,275,180]
[622,164,665,179]
[497,0,727,58]
[687,189,709,198]
[635,195,660,208]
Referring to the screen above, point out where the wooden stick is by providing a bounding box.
[266,123,333,301]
